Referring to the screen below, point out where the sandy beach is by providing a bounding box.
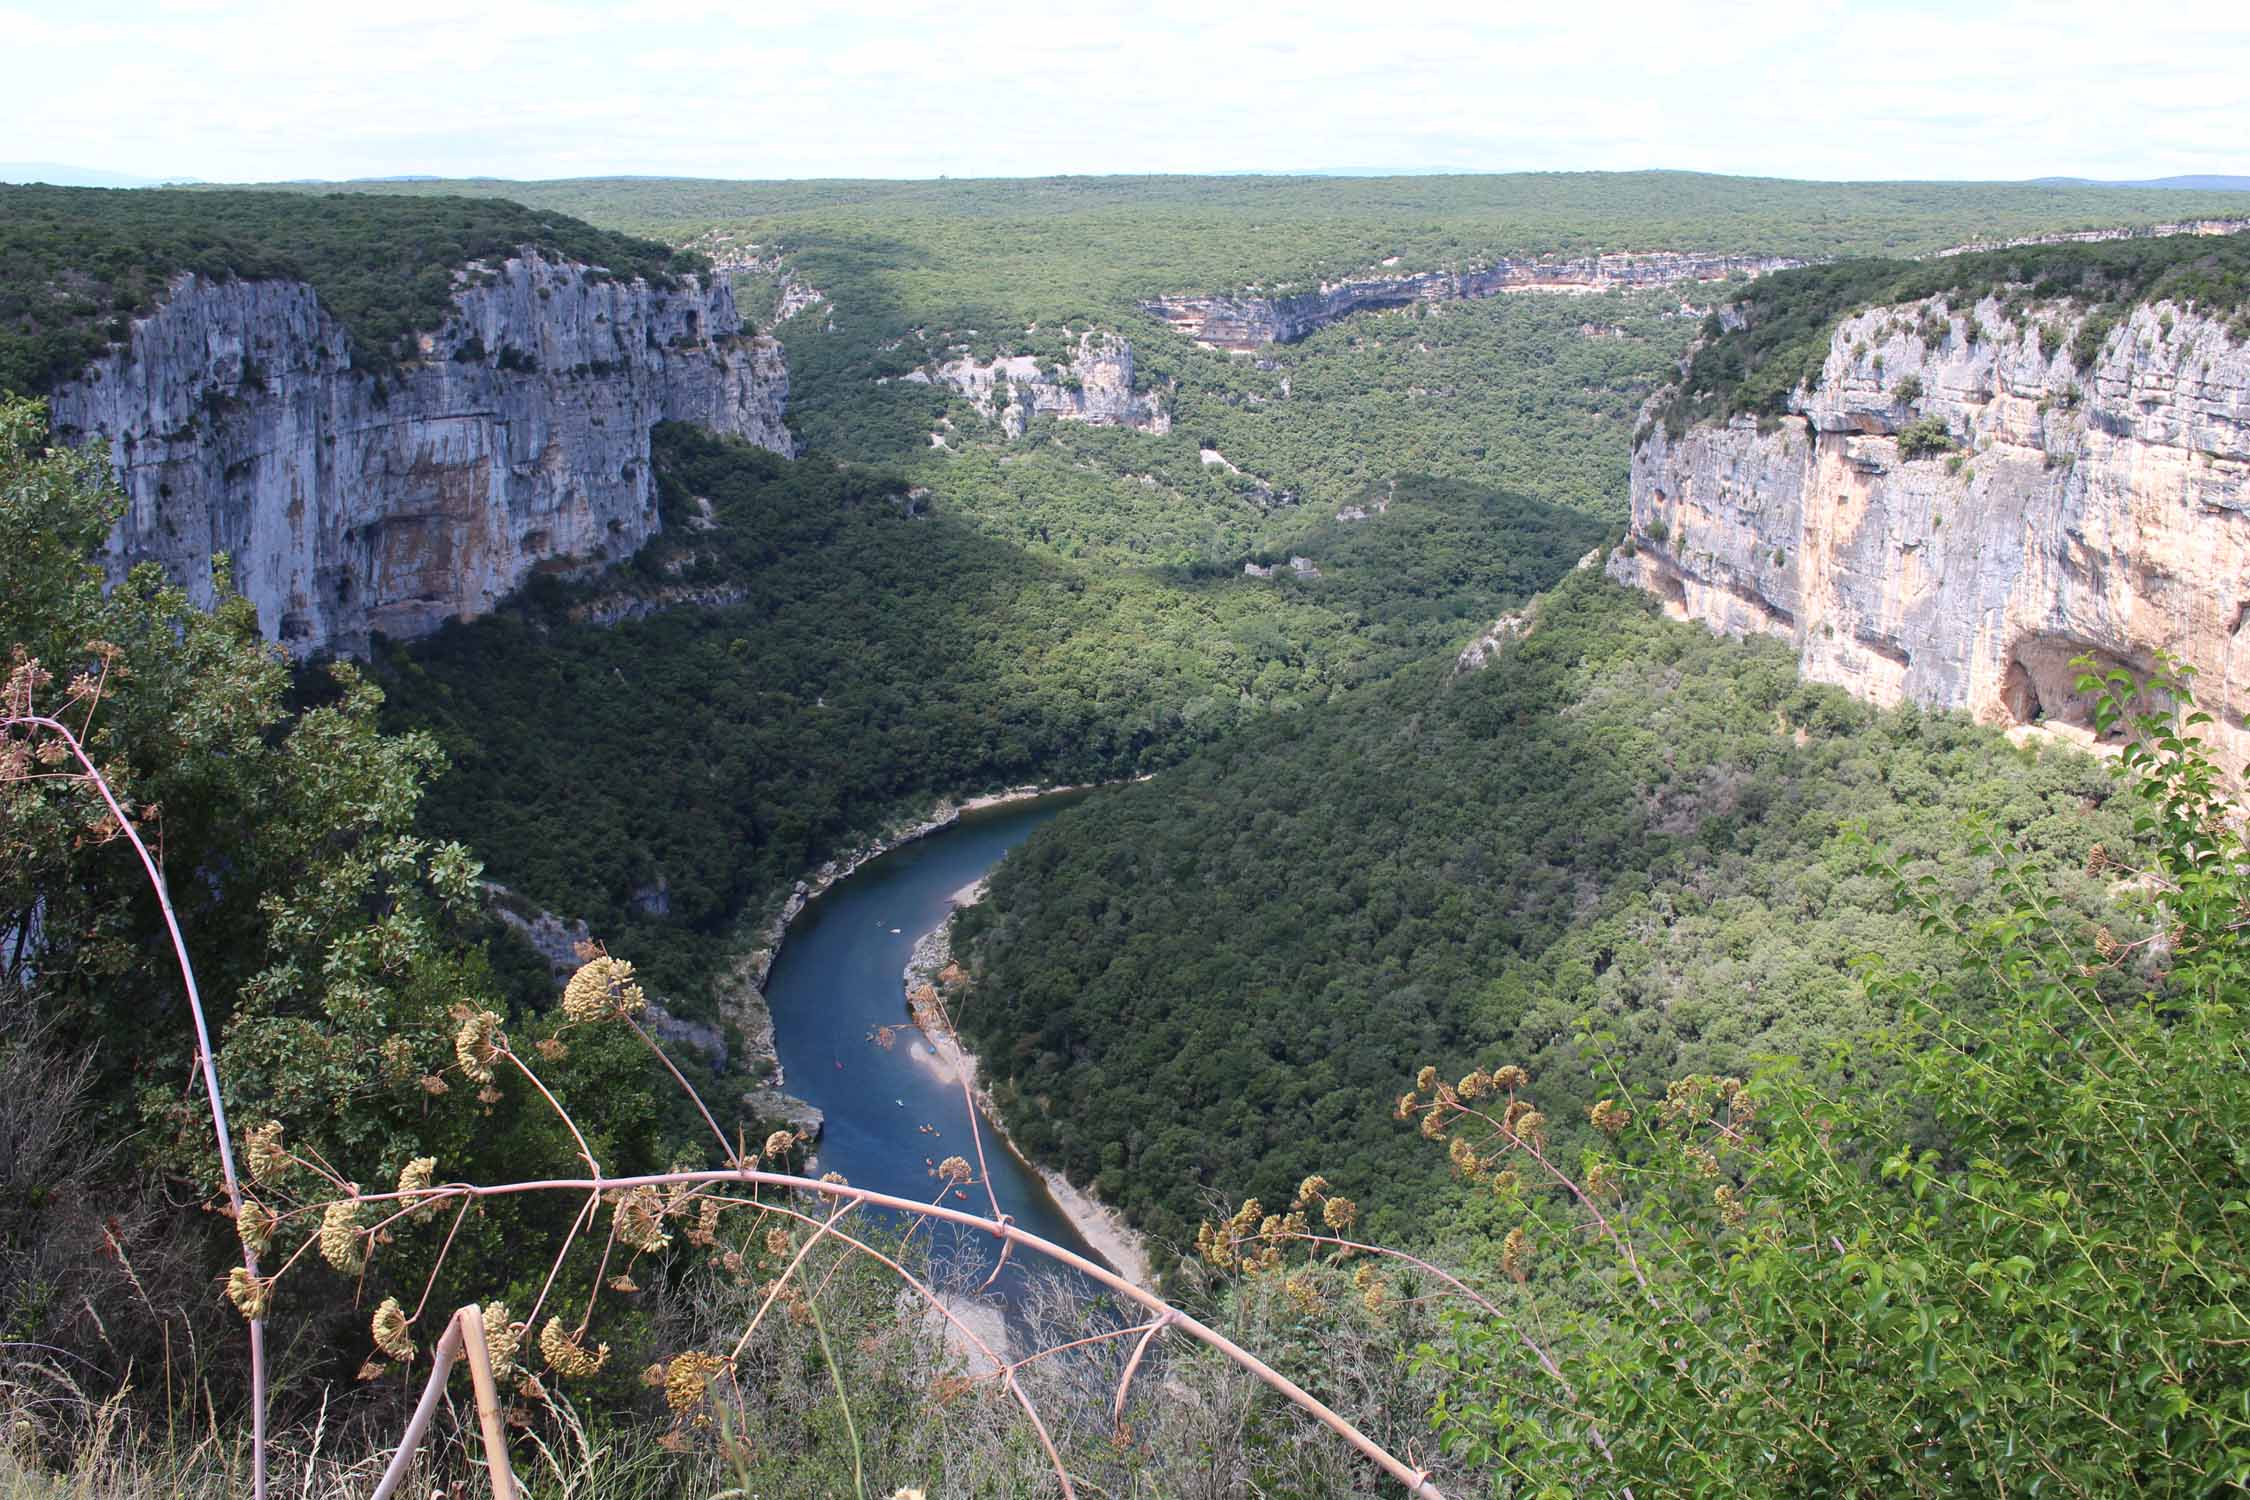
[904,881,1157,1293]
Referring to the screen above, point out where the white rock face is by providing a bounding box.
[48,252,793,655]
[1142,252,1805,348]
[1610,296,2250,769]
[932,332,1170,435]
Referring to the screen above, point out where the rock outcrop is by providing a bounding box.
[48,251,793,655]
[1932,216,2250,259]
[1610,295,2250,769]
[922,332,1170,435]
[1143,252,1804,349]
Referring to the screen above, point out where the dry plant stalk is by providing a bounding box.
[5,676,1449,1500]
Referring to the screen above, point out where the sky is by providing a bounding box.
[4,0,2244,185]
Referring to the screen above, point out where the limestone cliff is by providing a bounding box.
[918,331,1171,436]
[48,251,793,655]
[1609,294,2250,769]
[1143,251,1804,349]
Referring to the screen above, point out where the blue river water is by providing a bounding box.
[761,792,1110,1308]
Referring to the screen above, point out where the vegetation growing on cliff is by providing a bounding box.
[1658,230,2250,431]
[0,185,706,393]
[951,570,2142,1256]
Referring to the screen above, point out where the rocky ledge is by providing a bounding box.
[1610,294,2250,769]
[910,331,1171,436]
[1143,251,1804,349]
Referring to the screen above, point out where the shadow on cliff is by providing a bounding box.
[372,422,1276,1016]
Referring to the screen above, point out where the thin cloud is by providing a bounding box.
[1,0,2240,183]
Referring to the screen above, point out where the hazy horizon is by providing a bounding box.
[6,0,2244,187]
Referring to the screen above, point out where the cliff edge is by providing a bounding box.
[1610,292,2250,766]
[49,251,792,655]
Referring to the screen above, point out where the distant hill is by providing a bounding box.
[0,162,201,188]
[2032,174,2250,191]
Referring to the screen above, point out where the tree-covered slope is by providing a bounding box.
[379,426,1605,1008]
[0,184,705,393]
[951,569,2141,1256]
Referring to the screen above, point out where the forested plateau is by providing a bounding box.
[8,174,2250,1496]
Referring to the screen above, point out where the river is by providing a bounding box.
[761,792,1115,1315]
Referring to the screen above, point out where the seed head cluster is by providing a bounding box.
[225,1267,272,1320]
[1501,1226,1534,1280]
[562,956,646,1024]
[482,1303,521,1377]
[371,1297,415,1361]
[396,1155,436,1206]
[245,1121,289,1185]
[540,1316,610,1379]
[614,1186,671,1253]
[455,1010,503,1084]
[236,1200,276,1256]
[664,1350,730,1414]
[319,1199,366,1274]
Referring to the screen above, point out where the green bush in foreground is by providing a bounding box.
[1400,663,2250,1495]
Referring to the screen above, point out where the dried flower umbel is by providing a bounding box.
[225,1267,272,1320]
[562,956,646,1024]
[320,1199,367,1274]
[396,1156,436,1206]
[245,1121,289,1185]
[372,1297,415,1361]
[540,1317,609,1379]
[455,1009,503,1084]
[664,1351,730,1414]
[482,1303,520,1377]
[236,1200,276,1257]
[615,1186,671,1253]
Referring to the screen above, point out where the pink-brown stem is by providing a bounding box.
[1112,1309,1174,1435]
[702,1192,1069,1495]
[522,1192,597,1333]
[361,1167,1448,1500]
[503,1047,601,1178]
[1450,1098,1648,1290]
[368,1310,464,1500]
[1006,1317,1162,1378]
[405,1194,475,1323]
[725,1197,858,1363]
[624,1013,732,1158]
[920,987,1005,1222]
[1262,1228,1626,1481]
[7,712,269,1500]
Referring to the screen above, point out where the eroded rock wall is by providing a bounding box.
[1143,252,1804,348]
[48,252,793,655]
[1610,296,2250,769]
[924,331,1170,436]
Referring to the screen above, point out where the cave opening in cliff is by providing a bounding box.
[2001,636,2157,740]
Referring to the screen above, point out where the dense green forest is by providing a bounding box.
[380,427,1604,1009]
[1659,230,2250,428]
[951,570,2140,1256]
[257,170,2250,307]
[0,184,702,393]
[14,175,2248,1495]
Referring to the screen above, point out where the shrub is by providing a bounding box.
[1896,414,1954,459]
[1402,665,2250,1496]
